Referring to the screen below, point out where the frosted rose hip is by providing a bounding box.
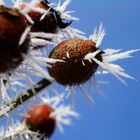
[21,1,71,33]
[48,38,103,85]
[0,6,30,73]
[23,104,56,138]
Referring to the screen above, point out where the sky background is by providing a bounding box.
[5,0,140,140]
[51,0,140,140]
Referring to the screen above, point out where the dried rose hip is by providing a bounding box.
[23,104,56,139]
[0,6,30,73]
[48,39,103,85]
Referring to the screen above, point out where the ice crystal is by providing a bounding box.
[0,0,138,140]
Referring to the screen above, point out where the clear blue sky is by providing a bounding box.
[5,0,140,140]
[52,0,140,140]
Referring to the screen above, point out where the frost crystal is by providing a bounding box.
[85,25,139,84]
[0,0,138,140]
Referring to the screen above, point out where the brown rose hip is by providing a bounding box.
[48,38,103,86]
[23,104,56,139]
[0,6,30,73]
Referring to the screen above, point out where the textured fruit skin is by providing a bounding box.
[24,104,56,139]
[48,39,103,85]
[0,6,30,73]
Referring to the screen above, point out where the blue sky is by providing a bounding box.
[51,0,140,140]
[5,0,140,140]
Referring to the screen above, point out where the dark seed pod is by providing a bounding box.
[0,6,30,73]
[48,39,103,86]
[23,104,56,139]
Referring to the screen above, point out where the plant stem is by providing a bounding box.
[0,78,53,118]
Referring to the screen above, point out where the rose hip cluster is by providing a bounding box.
[0,0,103,139]
[0,0,138,139]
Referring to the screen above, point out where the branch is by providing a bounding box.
[0,78,53,118]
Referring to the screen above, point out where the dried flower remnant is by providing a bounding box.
[48,38,103,85]
[23,104,56,139]
[0,6,30,73]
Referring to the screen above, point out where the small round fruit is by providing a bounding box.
[21,1,72,33]
[23,104,56,138]
[21,1,72,50]
[48,39,103,86]
[27,1,58,33]
[0,6,30,73]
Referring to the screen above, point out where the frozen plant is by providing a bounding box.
[0,0,139,140]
